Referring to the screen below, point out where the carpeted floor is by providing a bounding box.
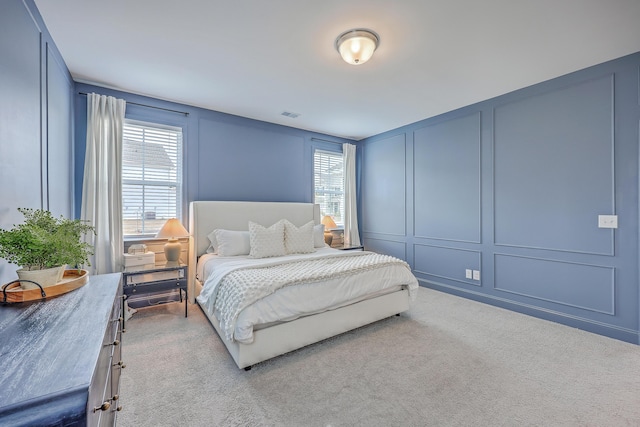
[117,287,640,426]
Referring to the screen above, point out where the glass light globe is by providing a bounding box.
[336,29,379,65]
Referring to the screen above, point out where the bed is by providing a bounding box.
[188,201,418,370]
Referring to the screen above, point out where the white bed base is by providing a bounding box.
[188,201,411,370]
[195,280,410,369]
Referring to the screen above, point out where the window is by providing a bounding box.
[122,120,183,237]
[314,149,344,226]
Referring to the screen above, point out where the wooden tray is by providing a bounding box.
[1,269,89,303]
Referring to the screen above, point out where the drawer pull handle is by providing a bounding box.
[117,405,123,412]
[94,401,111,412]
[112,394,119,401]
[105,339,120,347]
[113,360,126,369]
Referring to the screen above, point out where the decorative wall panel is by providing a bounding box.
[362,134,406,236]
[414,113,481,242]
[494,75,615,255]
[363,238,405,260]
[46,45,73,218]
[0,0,42,212]
[414,244,481,286]
[494,254,614,314]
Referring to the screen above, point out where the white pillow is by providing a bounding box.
[214,229,250,256]
[206,230,218,254]
[284,220,315,254]
[248,220,286,258]
[313,224,325,248]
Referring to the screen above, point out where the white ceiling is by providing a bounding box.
[35,0,640,140]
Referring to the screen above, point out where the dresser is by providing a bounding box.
[0,272,123,426]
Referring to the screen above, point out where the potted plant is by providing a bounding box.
[0,208,95,289]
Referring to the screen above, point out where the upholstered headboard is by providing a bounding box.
[187,201,320,302]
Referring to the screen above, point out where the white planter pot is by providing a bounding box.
[16,265,66,290]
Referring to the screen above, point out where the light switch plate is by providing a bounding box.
[598,215,618,229]
[473,270,480,281]
[465,269,473,279]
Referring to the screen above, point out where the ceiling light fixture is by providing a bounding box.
[335,28,379,65]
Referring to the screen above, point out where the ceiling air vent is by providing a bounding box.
[281,111,300,118]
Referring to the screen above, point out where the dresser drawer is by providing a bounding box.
[89,362,114,427]
[87,286,122,426]
[110,323,123,414]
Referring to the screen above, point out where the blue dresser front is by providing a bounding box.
[0,272,123,426]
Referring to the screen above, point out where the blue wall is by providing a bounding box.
[73,83,354,221]
[361,52,640,344]
[0,0,74,285]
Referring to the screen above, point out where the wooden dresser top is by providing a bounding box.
[0,273,121,417]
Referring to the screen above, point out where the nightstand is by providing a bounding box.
[122,262,187,329]
[335,244,364,251]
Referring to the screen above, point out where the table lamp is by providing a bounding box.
[321,215,337,246]
[156,218,189,262]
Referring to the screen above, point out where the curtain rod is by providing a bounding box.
[78,92,189,116]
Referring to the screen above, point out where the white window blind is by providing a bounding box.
[314,149,344,226]
[122,120,183,237]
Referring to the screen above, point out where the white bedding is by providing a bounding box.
[196,248,418,344]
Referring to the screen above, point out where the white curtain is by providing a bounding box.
[81,93,126,275]
[343,143,361,246]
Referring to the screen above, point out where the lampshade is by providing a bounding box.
[321,215,338,229]
[156,219,189,262]
[335,29,379,65]
[321,215,337,246]
[156,218,189,239]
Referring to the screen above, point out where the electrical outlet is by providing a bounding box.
[598,215,618,229]
[465,269,473,279]
[473,270,480,281]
